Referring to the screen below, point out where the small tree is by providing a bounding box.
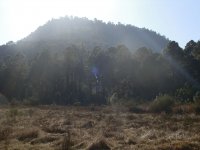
[175,84,196,103]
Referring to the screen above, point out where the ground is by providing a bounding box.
[0,105,200,150]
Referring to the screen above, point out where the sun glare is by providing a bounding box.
[4,0,115,42]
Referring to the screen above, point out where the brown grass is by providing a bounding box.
[61,130,72,150]
[16,128,39,142]
[0,105,200,149]
[87,138,111,150]
[0,126,12,150]
[31,136,58,145]
[0,127,12,142]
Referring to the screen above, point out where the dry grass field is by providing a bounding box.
[0,105,200,150]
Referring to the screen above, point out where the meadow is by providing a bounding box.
[0,105,200,150]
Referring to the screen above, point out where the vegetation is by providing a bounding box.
[0,106,199,149]
[0,39,200,106]
[0,17,200,149]
[149,94,174,113]
[0,17,199,106]
[22,16,169,52]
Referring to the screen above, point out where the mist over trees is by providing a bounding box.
[18,16,169,53]
[0,17,200,105]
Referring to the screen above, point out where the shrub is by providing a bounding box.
[195,106,200,115]
[193,91,200,104]
[193,91,200,114]
[149,94,174,113]
[107,93,119,105]
[175,84,196,103]
[23,96,39,106]
[0,93,8,105]
[73,101,81,106]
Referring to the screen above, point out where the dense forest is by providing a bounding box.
[0,17,200,105]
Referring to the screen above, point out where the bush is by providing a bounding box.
[193,91,200,114]
[0,93,8,105]
[195,106,200,115]
[175,84,196,103]
[107,93,119,105]
[193,91,200,104]
[149,94,174,113]
[23,96,39,106]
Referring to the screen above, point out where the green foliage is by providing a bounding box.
[194,91,200,114]
[175,84,196,103]
[150,94,174,113]
[163,41,184,59]
[193,91,200,104]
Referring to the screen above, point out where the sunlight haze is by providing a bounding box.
[0,0,200,47]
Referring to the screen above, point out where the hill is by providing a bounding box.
[17,16,169,53]
[0,16,200,106]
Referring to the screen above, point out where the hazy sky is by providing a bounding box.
[0,0,200,47]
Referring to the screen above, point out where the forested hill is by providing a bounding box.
[18,16,169,53]
[1,16,200,106]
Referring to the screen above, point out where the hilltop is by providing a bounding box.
[16,16,169,53]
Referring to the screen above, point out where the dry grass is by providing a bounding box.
[0,126,12,150]
[16,128,39,142]
[0,127,12,142]
[87,138,111,150]
[0,105,200,149]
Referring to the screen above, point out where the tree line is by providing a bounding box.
[0,40,200,105]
